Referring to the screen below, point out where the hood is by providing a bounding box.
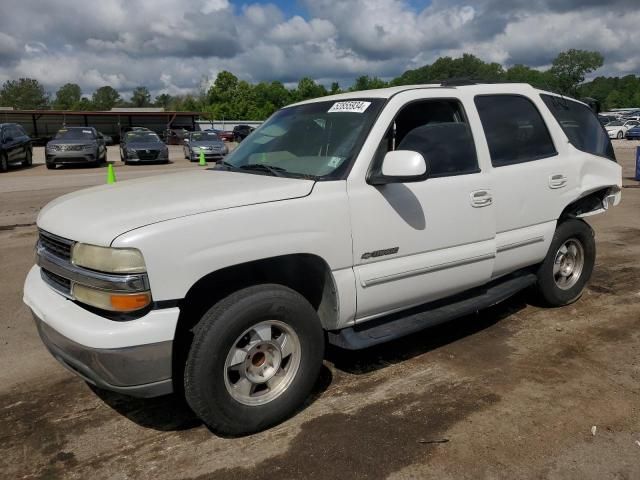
[48,138,97,146]
[38,170,315,245]
[605,125,624,130]
[126,141,165,149]
[190,141,225,148]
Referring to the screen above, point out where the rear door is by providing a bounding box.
[473,94,571,278]
[347,90,496,322]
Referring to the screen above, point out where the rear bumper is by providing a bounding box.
[24,265,178,398]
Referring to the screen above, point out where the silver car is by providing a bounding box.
[45,127,107,169]
[183,131,228,162]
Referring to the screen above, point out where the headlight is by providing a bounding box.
[73,284,151,312]
[72,243,146,274]
[126,148,138,156]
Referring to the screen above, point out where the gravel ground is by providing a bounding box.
[0,145,639,480]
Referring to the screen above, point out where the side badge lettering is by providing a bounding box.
[361,247,399,260]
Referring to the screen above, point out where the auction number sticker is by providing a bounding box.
[328,101,371,113]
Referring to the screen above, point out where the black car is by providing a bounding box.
[120,131,169,164]
[45,127,107,169]
[0,123,33,172]
[233,124,254,142]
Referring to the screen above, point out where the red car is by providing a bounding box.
[206,129,234,142]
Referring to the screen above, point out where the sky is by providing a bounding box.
[0,0,639,99]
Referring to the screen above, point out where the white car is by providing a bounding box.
[24,83,622,435]
[605,119,639,139]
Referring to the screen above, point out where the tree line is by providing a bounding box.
[1,49,638,119]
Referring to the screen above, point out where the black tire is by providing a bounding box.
[535,219,595,307]
[120,150,125,162]
[46,162,55,170]
[123,160,130,166]
[617,131,623,139]
[0,154,8,172]
[184,284,324,436]
[22,149,32,167]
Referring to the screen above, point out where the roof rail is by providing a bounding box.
[440,78,478,87]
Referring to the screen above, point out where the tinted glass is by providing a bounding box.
[128,133,161,143]
[475,95,557,167]
[375,100,479,177]
[541,94,615,162]
[191,132,220,141]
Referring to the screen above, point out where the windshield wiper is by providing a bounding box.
[239,164,287,177]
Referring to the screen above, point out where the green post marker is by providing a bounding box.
[199,149,207,166]
[107,164,116,184]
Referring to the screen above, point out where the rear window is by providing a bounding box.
[541,94,616,162]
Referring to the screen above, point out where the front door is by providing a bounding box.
[347,92,496,322]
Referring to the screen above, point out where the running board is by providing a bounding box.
[327,273,537,350]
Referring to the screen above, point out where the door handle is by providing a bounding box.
[470,190,493,208]
[549,174,568,189]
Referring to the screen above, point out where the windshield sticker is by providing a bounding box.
[328,101,371,114]
[82,129,92,134]
[328,157,342,168]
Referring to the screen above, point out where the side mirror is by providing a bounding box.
[184,138,190,143]
[368,150,430,185]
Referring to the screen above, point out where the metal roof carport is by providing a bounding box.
[0,109,202,143]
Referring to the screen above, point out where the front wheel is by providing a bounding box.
[22,149,32,167]
[184,284,324,435]
[0,154,8,172]
[535,219,595,307]
[617,131,623,139]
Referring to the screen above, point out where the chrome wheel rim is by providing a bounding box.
[553,238,585,290]
[223,320,301,406]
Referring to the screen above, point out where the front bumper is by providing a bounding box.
[24,266,179,398]
[46,151,97,164]
[125,150,168,163]
[189,150,226,161]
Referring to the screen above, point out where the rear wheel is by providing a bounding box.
[46,162,55,170]
[617,131,623,139]
[535,219,595,306]
[0,154,8,172]
[184,284,324,435]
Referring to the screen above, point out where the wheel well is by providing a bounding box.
[172,254,337,390]
[559,188,612,220]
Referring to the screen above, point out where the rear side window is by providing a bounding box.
[541,94,615,162]
[475,95,557,167]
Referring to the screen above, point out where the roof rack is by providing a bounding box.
[440,78,478,87]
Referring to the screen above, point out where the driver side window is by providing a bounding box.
[374,99,480,178]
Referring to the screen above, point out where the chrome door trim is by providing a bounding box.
[496,235,545,253]
[361,252,496,288]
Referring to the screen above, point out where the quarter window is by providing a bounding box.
[475,95,557,167]
[373,99,479,178]
[541,94,615,162]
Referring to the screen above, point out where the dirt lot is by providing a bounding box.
[1,142,639,479]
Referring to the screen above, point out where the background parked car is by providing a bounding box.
[605,119,639,139]
[45,127,106,170]
[164,128,188,145]
[183,131,228,162]
[598,115,617,126]
[205,128,234,142]
[233,124,254,142]
[624,124,640,140]
[120,131,169,164]
[0,123,32,172]
[99,133,114,145]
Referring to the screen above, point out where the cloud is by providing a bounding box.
[0,0,638,98]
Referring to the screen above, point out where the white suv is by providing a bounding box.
[24,83,621,435]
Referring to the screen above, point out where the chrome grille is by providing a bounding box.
[41,268,72,296]
[136,149,159,160]
[39,230,73,260]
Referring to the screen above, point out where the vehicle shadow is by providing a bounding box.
[327,291,529,374]
[91,294,526,435]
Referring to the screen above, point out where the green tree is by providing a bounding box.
[0,78,49,109]
[293,77,327,101]
[92,86,121,110]
[548,49,604,96]
[155,93,173,109]
[53,83,81,110]
[349,76,387,91]
[130,86,151,107]
[330,82,341,95]
[73,97,94,111]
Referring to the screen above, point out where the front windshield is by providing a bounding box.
[191,132,220,141]
[55,128,94,140]
[222,98,384,179]
[128,133,161,143]
[608,122,623,126]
